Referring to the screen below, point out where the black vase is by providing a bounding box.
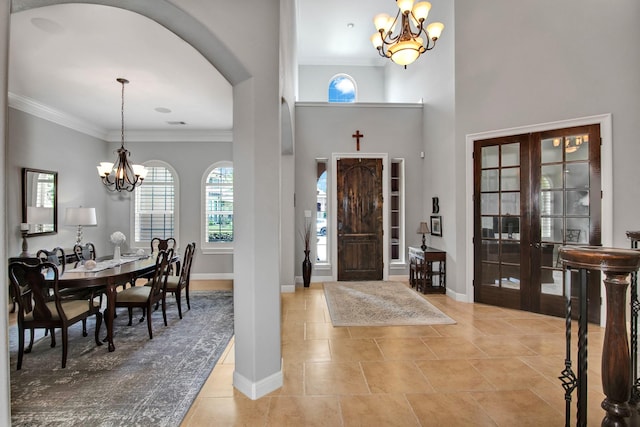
[302,250,312,287]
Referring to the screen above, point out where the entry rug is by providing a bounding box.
[9,290,234,427]
[323,281,456,326]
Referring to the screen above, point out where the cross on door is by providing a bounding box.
[352,130,364,151]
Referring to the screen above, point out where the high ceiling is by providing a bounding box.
[8,1,428,140]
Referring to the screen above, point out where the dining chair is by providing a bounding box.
[73,242,97,266]
[36,247,66,274]
[150,237,178,275]
[115,248,173,339]
[164,242,196,319]
[8,261,103,370]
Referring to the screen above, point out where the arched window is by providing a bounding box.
[328,74,356,103]
[132,161,178,247]
[202,162,233,252]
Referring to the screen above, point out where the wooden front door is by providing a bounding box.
[337,158,383,281]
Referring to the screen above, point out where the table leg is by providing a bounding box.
[105,284,117,352]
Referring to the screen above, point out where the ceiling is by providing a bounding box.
[8,1,422,140]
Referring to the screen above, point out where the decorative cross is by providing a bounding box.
[352,130,364,151]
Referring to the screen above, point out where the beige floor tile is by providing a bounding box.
[265,396,342,427]
[415,359,495,392]
[305,322,351,340]
[329,338,384,361]
[472,389,563,426]
[197,364,235,398]
[471,335,538,357]
[305,362,369,395]
[406,392,498,426]
[360,360,434,394]
[376,337,438,360]
[470,357,556,390]
[348,325,440,339]
[281,339,331,362]
[181,395,270,427]
[421,336,488,359]
[181,280,606,426]
[340,394,420,426]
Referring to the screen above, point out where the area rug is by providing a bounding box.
[9,290,234,427]
[323,281,455,326]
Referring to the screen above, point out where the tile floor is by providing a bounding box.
[182,281,611,427]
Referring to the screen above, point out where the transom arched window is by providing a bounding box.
[328,74,356,103]
[202,162,234,252]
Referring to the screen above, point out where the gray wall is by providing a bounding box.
[7,108,235,277]
[295,103,424,279]
[298,65,386,102]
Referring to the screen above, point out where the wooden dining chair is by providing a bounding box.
[164,242,196,319]
[115,248,173,339]
[8,261,103,370]
[150,237,178,275]
[73,242,97,266]
[36,247,66,274]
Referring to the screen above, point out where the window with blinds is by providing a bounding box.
[134,165,176,243]
[204,164,233,244]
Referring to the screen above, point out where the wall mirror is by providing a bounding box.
[22,168,57,235]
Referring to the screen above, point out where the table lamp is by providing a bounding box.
[65,207,97,245]
[417,221,430,251]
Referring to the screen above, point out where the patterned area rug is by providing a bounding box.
[323,281,455,326]
[9,290,234,427]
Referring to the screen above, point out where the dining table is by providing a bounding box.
[45,253,177,352]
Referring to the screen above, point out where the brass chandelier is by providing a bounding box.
[97,78,147,192]
[371,0,444,67]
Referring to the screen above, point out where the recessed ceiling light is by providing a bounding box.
[155,107,172,113]
[31,17,64,34]
[347,23,355,29]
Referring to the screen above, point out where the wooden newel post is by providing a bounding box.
[559,246,640,427]
[601,272,632,426]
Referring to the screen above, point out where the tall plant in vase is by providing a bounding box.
[300,220,312,287]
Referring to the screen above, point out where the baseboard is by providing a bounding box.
[446,287,470,302]
[281,284,296,293]
[388,274,409,282]
[233,367,283,400]
[296,275,334,284]
[191,273,234,280]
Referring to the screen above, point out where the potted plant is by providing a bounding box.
[300,220,312,287]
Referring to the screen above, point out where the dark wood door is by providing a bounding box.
[337,158,383,281]
[474,125,601,323]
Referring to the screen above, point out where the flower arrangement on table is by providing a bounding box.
[110,231,126,261]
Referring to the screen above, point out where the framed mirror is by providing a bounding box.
[22,168,57,235]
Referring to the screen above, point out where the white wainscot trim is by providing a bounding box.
[233,366,283,400]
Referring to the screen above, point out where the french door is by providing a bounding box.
[473,125,601,322]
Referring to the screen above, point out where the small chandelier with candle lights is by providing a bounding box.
[97,78,147,192]
[552,134,588,154]
[371,0,444,68]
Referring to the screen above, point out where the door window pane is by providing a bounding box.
[501,192,520,216]
[481,146,499,168]
[481,169,499,192]
[481,194,499,215]
[501,143,520,167]
[500,168,520,191]
[541,137,563,163]
[565,134,589,161]
[565,163,589,189]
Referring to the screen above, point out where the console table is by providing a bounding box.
[408,246,446,294]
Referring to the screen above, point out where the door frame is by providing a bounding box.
[465,114,613,326]
[331,153,389,281]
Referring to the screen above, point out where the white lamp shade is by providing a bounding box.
[412,2,431,21]
[27,206,54,224]
[65,207,97,226]
[426,22,444,40]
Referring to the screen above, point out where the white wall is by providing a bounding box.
[298,65,385,102]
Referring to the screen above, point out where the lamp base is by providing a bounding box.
[19,231,30,258]
[421,233,427,251]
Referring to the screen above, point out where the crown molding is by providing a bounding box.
[9,92,233,143]
[8,92,108,139]
[104,129,233,143]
